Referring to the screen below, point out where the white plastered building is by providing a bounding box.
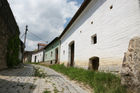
[59,0,140,72]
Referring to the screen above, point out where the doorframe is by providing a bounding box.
[55,48,59,64]
[89,56,99,71]
[68,41,75,67]
[34,56,37,63]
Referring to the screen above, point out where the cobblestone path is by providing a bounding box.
[0,64,90,93]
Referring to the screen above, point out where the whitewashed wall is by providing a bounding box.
[60,0,140,72]
[31,51,44,63]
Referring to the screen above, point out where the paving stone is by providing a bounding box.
[34,65,89,93]
[0,64,90,93]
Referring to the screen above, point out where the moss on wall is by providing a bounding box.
[7,35,21,67]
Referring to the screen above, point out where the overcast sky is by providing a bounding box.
[8,0,84,51]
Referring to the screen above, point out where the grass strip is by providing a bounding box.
[49,64,126,93]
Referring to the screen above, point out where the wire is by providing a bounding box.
[20,33,25,38]
[28,31,47,43]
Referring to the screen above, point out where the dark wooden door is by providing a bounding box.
[35,56,37,63]
[70,43,74,66]
[55,48,58,64]
[91,57,99,70]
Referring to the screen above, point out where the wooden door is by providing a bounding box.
[55,48,58,64]
[70,43,74,67]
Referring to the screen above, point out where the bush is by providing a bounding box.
[50,64,126,93]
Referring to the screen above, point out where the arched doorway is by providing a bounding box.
[69,41,75,67]
[89,57,99,71]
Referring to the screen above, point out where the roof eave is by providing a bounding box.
[60,0,92,38]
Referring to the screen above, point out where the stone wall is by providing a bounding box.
[0,0,20,70]
[121,37,140,93]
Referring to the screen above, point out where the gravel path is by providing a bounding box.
[0,64,90,93]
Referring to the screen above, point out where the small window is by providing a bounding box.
[110,5,113,9]
[91,34,97,44]
[63,50,65,55]
[51,51,53,57]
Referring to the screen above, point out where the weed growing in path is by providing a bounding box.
[43,90,51,93]
[34,67,46,78]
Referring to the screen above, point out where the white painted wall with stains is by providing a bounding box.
[60,0,140,72]
[31,51,44,63]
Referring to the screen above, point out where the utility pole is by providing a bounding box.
[22,25,28,63]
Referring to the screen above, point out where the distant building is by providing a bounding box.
[44,37,60,64]
[31,43,47,63]
[59,0,140,72]
[0,0,21,69]
[38,43,47,50]
[23,51,33,63]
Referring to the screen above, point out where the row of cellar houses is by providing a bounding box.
[31,0,140,72]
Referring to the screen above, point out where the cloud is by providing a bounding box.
[8,0,80,50]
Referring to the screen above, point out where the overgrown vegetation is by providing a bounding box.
[7,35,21,67]
[34,67,46,78]
[49,64,126,93]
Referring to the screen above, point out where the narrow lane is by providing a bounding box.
[0,64,90,93]
[34,65,90,93]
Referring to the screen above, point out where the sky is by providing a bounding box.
[8,0,84,51]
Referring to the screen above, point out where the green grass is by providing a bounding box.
[49,64,126,93]
[43,90,51,93]
[26,62,39,65]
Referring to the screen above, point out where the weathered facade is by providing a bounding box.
[44,37,60,64]
[31,43,47,63]
[60,0,140,72]
[31,50,44,63]
[0,0,21,69]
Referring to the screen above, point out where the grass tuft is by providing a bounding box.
[34,67,46,78]
[43,90,51,93]
[49,64,126,93]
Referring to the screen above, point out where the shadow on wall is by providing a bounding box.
[0,79,36,93]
